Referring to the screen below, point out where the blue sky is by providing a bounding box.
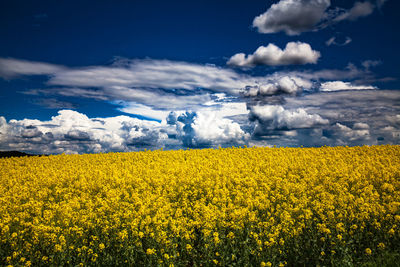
[1,0,400,154]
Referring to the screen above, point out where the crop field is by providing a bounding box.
[1,145,400,266]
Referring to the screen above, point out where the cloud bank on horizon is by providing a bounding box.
[0,0,399,154]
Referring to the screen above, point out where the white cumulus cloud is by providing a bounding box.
[252,0,331,35]
[331,122,371,142]
[174,111,250,147]
[242,76,312,96]
[227,42,320,67]
[250,105,329,130]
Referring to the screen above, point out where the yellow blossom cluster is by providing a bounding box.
[1,145,399,266]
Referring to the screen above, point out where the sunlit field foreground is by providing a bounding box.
[1,146,400,266]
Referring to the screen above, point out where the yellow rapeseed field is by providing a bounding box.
[1,145,400,266]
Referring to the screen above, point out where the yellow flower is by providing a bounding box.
[146,248,156,255]
[227,232,235,239]
[377,243,385,249]
[54,244,63,252]
[365,248,372,255]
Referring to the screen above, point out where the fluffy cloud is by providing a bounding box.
[170,111,249,148]
[320,81,377,91]
[304,122,372,146]
[242,76,312,96]
[253,0,377,35]
[227,42,320,67]
[332,123,370,141]
[252,0,331,35]
[249,105,329,130]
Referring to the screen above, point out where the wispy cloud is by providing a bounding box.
[333,1,374,22]
[325,36,352,46]
[0,58,65,78]
[320,81,377,91]
[31,98,78,109]
[47,59,252,95]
